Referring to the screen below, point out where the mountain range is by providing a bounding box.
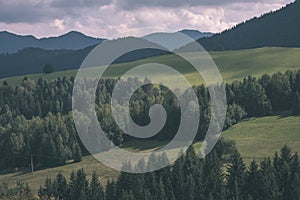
[0,31,104,53]
[143,29,213,50]
[0,30,212,78]
[0,29,211,54]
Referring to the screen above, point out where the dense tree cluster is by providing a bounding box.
[0,181,34,200]
[0,70,300,171]
[0,113,82,170]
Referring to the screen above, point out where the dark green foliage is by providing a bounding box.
[1,145,299,200]
[43,64,54,74]
[0,112,81,169]
[54,173,69,200]
[264,72,292,111]
[224,103,247,129]
[226,150,246,200]
[244,160,261,200]
[89,172,105,200]
[0,46,93,78]
[292,92,300,114]
[0,70,300,172]
[106,180,117,200]
[236,76,272,116]
[73,143,83,163]
[0,181,33,199]
[259,158,280,200]
[274,145,300,200]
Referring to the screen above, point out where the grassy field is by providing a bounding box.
[0,139,200,193]
[0,155,119,193]
[1,47,300,86]
[1,115,299,192]
[222,115,300,164]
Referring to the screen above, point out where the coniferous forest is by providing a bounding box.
[0,70,299,199]
[1,142,299,200]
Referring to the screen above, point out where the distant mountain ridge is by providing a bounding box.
[187,0,300,51]
[0,31,104,53]
[143,29,213,50]
[0,29,213,78]
[179,29,213,40]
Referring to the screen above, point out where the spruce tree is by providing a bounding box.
[53,173,68,200]
[260,158,279,200]
[89,172,105,200]
[106,180,117,200]
[226,150,246,200]
[244,160,261,200]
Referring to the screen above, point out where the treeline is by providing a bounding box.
[0,70,300,170]
[1,143,299,200]
[0,113,82,170]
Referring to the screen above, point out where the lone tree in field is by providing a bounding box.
[43,64,54,74]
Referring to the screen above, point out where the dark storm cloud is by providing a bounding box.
[0,0,285,24]
[0,1,49,23]
[50,0,111,9]
[0,0,110,24]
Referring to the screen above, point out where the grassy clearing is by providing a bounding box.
[0,155,119,193]
[0,139,203,193]
[222,115,300,164]
[1,115,299,192]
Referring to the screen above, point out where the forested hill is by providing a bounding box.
[182,0,300,51]
[0,46,94,78]
[0,38,169,78]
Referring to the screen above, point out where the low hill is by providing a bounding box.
[1,47,300,85]
[181,0,300,51]
[0,46,94,78]
[0,31,104,53]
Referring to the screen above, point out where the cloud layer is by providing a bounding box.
[0,0,293,38]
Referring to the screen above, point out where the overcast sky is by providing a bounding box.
[0,0,293,38]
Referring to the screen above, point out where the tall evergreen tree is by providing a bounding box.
[260,158,280,200]
[53,173,68,200]
[226,150,246,200]
[244,160,261,200]
[89,172,105,200]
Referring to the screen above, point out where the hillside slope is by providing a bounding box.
[1,47,300,85]
[223,115,300,163]
[182,1,300,51]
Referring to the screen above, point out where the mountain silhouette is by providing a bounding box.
[0,37,171,78]
[0,31,104,53]
[143,29,213,50]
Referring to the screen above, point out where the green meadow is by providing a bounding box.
[1,47,300,86]
[222,115,300,164]
[1,114,299,192]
